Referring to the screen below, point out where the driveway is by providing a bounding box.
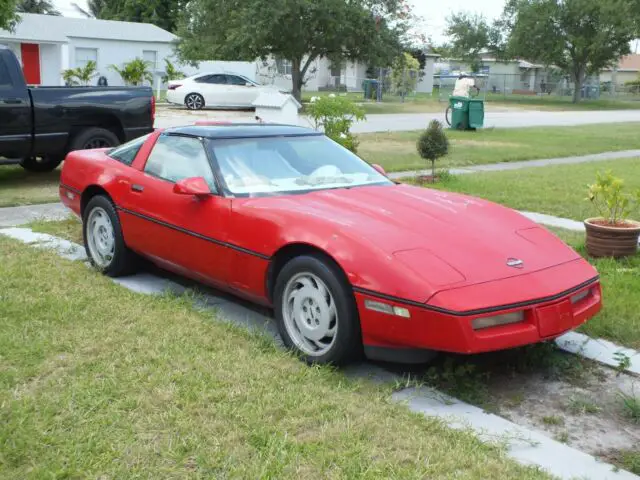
[154,106,640,133]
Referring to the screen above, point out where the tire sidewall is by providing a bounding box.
[71,128,120,152]
[274,254,362,365]
[83,195,131,277]
[185,93,204,110]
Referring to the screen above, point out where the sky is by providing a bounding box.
[54,0,507,43]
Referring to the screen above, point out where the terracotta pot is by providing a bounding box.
[584,217,640,258]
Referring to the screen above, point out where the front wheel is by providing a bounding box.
[20,155,64,172]
[445,106,452,126]
[274,254,362,365]
[83,195,137,277]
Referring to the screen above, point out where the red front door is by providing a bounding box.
[21,43,41,85]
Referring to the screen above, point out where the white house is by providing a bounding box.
[0,13,177,87]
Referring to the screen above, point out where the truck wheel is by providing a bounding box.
[20,155,64,173]
[70,128,120,152]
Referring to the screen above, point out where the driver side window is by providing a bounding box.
[144,135,217,192]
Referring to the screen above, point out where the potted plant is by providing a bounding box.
[585,170,640,258]
[416,119,449,183]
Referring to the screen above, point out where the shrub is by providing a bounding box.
[391,52,420,101]
[110,58,153,86]
[306,95,365,153]
[586,170,640,225]
[161,59,185,84]
[416,120,449,179]
[61,60,97,86]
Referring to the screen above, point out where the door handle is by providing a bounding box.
[1,98,23,105]
[131,184,144,192]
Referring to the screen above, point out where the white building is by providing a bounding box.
[0,13,177,87]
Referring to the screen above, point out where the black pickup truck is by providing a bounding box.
[0,45,155,172]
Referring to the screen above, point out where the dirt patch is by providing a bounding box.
[490,366,640,454]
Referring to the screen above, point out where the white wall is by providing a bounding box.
[416,57,436,93]
[40,43,62,85]
[68,37,175,87]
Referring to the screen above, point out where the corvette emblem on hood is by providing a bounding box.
[506,258,524,268]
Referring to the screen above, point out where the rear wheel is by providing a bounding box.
[83,195,137,277]
[19,155,64,172]
[445,106,452,126]
[185,93,205,110]
[70,127,120,152]
[274,254,362,365]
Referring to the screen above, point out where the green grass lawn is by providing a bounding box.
[0,165,61,208]
[358,123,640,173]
[427,156,640,221]
[0,236,548,480]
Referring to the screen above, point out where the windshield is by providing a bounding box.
[209,135,392,196]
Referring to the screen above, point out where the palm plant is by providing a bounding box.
[61,61,98,86]
[17,0,60,15]
[161,59,185,84]
[109,58,153,86]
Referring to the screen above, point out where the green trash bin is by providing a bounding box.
[448,96,484,130]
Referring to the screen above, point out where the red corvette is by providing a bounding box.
[59,124,602,365]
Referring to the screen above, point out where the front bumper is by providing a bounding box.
[356,278,601,356]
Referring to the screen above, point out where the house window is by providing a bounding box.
[75,47,97,68]
[276,58,292,75]
[143,50,158,71]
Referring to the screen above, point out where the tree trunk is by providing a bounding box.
[291,57,302,102]
[572,69,585,104]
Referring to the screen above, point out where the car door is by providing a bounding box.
[119,133,233,288]
[0,50,32,158]
[197,74,229,107]
[225,74,259,107]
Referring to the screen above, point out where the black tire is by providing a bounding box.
[185,93,205,110]
[83,195,137,277]
[445,106,452,126]
[19,155,64,172]
[274,254,362,365]
[70,127,120,152]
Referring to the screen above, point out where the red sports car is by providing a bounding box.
[59,124,602,365]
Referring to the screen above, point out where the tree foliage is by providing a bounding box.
[417,120,449,179]
[110,58,153,86]
[503,0,636,102]
[0,1,18,31]
[17,0,60,15]
[445,12,506,71]
[177,0,414,101]
[391,52,420,100]
[88,0,184,32]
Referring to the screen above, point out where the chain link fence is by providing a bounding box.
[314,68,424,102]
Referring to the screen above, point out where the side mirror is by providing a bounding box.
[173,177,211,197]
[372,164,387,177]
[245,82,255,87]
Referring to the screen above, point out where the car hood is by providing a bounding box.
[250,184,582,291]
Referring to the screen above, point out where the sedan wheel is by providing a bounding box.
[86,206,115,269]
[185,93,205,110]
[274,254,362,365]
[83,195,138,277]
[282,272,338,356]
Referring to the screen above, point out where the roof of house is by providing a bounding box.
[0,13,177,44]
[252,91,302,109]
[166,124,318,139]
[604,54,640,72]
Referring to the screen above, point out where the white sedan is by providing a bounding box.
[166,73,283,110]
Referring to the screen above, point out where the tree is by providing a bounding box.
[391,52,420,101]
[445,12,492,72]
[177,0,413,101]
[503,0,636,103]
[17,0,60,15]
[110,58,153,85]
[416,120,449,181]
[87,0,184,32]
[0,1,18,31]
